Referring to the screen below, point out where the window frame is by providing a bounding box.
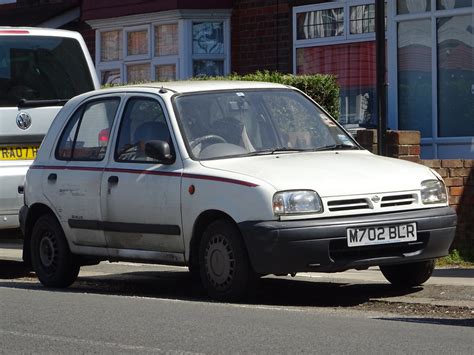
[387,1,474,158]
[293,0,382,53]
[123,24,151,62]
[125,60,152,84]
[90,10,231,84]
[152,20,180,81]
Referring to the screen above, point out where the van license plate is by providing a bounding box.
[0,146,39,160]
[347,223,417,247]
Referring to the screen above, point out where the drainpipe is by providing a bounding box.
[375,0,387,156]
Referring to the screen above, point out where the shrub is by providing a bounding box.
[194,70,340,120]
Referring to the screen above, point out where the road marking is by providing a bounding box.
[0,329,203,354]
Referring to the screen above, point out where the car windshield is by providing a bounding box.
[174,89,358,160]
[0,36,94,107]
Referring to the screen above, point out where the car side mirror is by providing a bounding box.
[145,140,175,164]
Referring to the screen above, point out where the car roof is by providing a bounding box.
[99,80,290,95]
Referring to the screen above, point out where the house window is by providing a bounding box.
[126,28,149,58]
[296,8,344,39]
[92,11,231,85]
[155,64,176,81]
[155,24,178,56]
[192,22,226,76]
[389,1,473,158]
[293,1,386,127]
[350,4,375,34]
[397,0,430,15]
[100,30,122,62]
[397,19,432,138]
[127,63,150,83]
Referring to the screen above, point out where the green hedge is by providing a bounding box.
[194,70,340,120]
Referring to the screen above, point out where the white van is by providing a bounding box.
[0,27,99,229]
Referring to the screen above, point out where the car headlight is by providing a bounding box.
[273,190,322,215]
[421,180,447,204]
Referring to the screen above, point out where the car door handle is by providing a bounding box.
[108,175,119,184]
[47,173,57,182]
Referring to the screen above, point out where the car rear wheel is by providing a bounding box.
[199,219,255,301]
[380,260,435,288]
[31,214,80,288]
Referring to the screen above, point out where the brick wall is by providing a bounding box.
[357,130,473,254]
[231,0,292,74]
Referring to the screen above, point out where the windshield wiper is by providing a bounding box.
[313,144,359,151]
[18,98,68,108]
[247,147,308,156]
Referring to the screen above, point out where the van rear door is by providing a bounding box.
[0,28,99,229]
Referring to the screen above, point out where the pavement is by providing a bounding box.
[1,238,473,310]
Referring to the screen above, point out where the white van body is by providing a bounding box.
[0,27,99,229]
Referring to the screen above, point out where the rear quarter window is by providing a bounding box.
[56,98,120,161]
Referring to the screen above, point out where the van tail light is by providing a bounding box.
[98,128,109,146]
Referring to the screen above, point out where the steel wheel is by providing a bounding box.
[39,231,58,270]
[31,214,79,288]
[199,219,255,301]
[204,234,235,292]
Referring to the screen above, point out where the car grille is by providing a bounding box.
[326,193,417,212]
[327,198,370,212]
[329,232,429,262]
[380,194,416,207]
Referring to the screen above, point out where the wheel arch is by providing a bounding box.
[22,203,60,265]
[188,209,241,271]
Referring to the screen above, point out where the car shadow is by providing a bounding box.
[377,317,474,328]
[0,265,423,308]
[0,260,34,279]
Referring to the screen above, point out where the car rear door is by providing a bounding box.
[42,96,121,247]
[101,95,184,263]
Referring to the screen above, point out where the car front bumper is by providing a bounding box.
[239,206,457,275]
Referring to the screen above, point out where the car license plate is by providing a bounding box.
[0,145,39,160]
[347,223,417,247]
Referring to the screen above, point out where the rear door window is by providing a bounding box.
[0,36,95,106]
[56,98,120,161]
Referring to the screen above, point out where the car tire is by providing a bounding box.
[380,260,435,288]
[31,214,80,288]
[199,219,255,301]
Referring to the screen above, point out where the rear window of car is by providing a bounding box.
[0,36,95,107]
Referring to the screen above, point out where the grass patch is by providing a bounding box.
[436,249,474,268]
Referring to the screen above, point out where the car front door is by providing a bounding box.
[101,95,184,263]
[43,96,121,247]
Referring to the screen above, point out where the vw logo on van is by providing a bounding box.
[16,112,32,130]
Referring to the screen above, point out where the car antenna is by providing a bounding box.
[159,86,168,94]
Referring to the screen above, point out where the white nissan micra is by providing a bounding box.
[20,81,456,301]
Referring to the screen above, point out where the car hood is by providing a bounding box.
[199,151,435,197]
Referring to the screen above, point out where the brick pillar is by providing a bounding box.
[386,130,421,162]
[355,129,421,162]
[355,129,378,154]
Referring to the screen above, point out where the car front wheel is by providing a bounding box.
[380,260,435,288]
[199,219,255,301]
[31,214,80,288]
